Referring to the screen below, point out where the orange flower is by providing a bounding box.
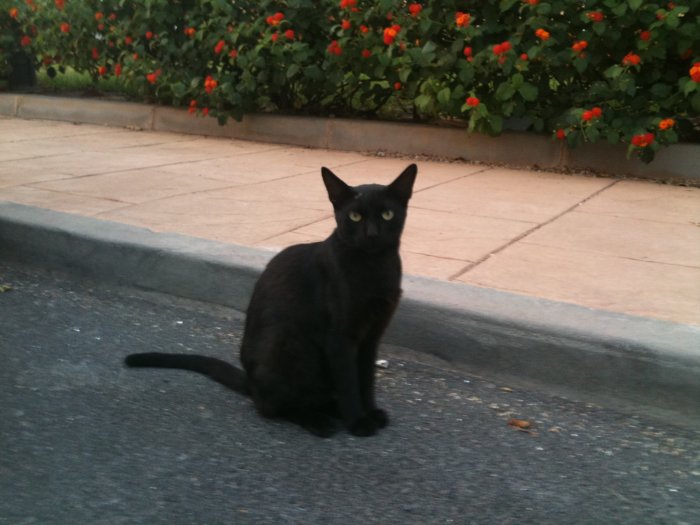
[341,19,351,30]
[9,7,18,18]
[359,25,369,33]
[204,75,218,94]
[658,118,675,130]
[455,12,471,28]
[183,27,196,37]
[622,52,641,66]
[97,65,107,76]
[59,22,70,33]
[690,62,700,82]
[383,25,401,45]
[95,12,104,21]
[535,28,550,41]
[572,40,587,52]
[631,133,654,147]
[54,0,64,9]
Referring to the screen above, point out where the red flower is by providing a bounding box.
[455,12,471,28]
[327,40,342,56]
[91,47,100,60]
[689,62,700,82]
[556,129,566,140]
[9,7,18,18]
[361,49,371,58]
[284,29,295,40]
[520,53,528,61]
[622,52,641,66]
[95,12,104,21]
[114,64,122,77]
[60,22,70,33]
[383,25,401,45]
[631,133,654,147]
[572,40,587,52]
[408,3,422,17]
[20,35,32,47]
[214,40,225,54]
[393,82,402,91]
[639,30,651,41]
[340,0,357,8]
[582,110,594,121]
[359,25,369,33]
[146,72,158,85]
[493,41,511,55]
[188,100,197,115]
[109,13,117,21]
[97,65,107,76]
[463,46,472,57]
[145,31,154,40]
[204,75,218,94]
[466,96,480,107]
[54,0,64,9]
[266,12,284,26]
[587,11,604,22]
[341,19,351,30]
[271,32,279,43]
[229,49,238,59]
[184,27,196,37]
[591,106,602,118]
[526,0,539,4]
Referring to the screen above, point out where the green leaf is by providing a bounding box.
[486,114,503,136]
[499,0,518,11]
[692,92,700,112]
[627,0,642,10]
[414,94,433,112]
[437,87,451,106]
[651,83,672,98]
[287,64,300,79]
[518,82,538,101]
[604,65,624,79]
[495,82,516,101]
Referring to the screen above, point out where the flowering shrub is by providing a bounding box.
[6,0,700,162]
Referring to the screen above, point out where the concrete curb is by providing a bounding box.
[2,201,699,421]
[2,93,698,183]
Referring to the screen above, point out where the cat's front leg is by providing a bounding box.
[326,331,380,437]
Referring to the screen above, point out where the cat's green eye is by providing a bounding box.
[381,210,395,221]
[348,211,362,222]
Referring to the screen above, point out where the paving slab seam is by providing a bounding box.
[450,179,621,280]
[1,201,698,425]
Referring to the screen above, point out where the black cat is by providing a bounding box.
[125,164,417,437]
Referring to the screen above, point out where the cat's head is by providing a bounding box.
[321,164,417,253]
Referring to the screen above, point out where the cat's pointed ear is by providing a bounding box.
[321,167,354,208]
[388,164,417,204]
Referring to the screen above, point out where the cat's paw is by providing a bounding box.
[368,408,389,428]
[348,414,380,437]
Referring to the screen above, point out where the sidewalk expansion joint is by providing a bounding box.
[448,179,621,280]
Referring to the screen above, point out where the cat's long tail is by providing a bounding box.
[124,353,250,396]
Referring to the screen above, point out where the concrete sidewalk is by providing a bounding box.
[1,116,699,325]
[2,113,700,422]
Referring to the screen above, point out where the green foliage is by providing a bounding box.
[5,0,700,162]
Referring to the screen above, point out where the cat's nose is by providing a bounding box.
[366,221,379,238]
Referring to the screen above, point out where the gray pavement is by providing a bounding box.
[1,260,699,525]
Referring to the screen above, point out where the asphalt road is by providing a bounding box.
[1,260,699,525]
